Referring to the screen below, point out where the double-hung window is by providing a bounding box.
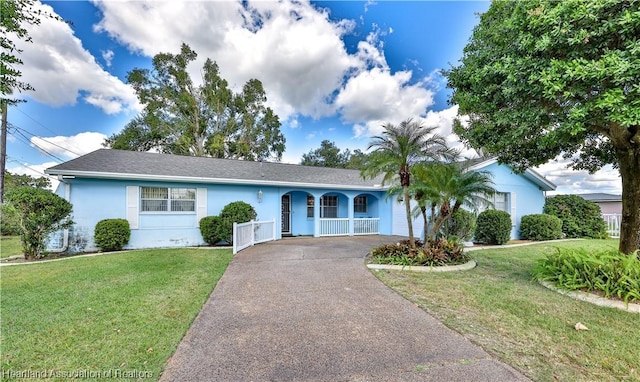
[320,195,338,218]
[141,187,196,212]
[493,192,508,212]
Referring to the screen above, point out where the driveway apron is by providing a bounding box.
[160,236,529,381]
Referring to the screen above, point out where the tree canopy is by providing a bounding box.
[446,0,640,254]
[105,43,286,161]
[4,170,51,190]
[300,140,369,169]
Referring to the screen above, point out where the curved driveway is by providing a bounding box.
[160,236,529,381]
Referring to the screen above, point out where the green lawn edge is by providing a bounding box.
[1,248,233,381]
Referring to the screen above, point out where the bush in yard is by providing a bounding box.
[218,201,257,244]
[6,187,73,259]
[534,248,640,303]
[543,195,607,239]
[94,219,130,251]
[475,209,511,245]
[520,214,563,241]
[1,202,21,236]
[440,209,476,242]
[199,215,224,245]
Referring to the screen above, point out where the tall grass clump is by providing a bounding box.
[534,248,640,303]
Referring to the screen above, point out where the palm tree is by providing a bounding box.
[361,119,453,247]
[411,161,496,241]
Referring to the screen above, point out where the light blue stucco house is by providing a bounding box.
[45,150,555,252]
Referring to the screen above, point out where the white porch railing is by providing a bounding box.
[602,214,621,238]
[320,218,350,236]
[354,218,380,235]
[319,218,380,236]
[233,219,276,254]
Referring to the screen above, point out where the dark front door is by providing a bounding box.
[281,194,291,234]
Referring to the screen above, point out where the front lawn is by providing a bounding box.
[0,236,22,258]
[373,240,640,382]
[1,248,233,380]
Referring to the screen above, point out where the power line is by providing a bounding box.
[8,127,66,162]
[14,105,66,139]
[6,157,53,179]
[10,123,82,157]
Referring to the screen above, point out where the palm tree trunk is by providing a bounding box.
[403,185,415,247]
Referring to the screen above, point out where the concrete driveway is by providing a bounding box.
[160,236,529,381]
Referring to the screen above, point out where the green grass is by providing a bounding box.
[1,248,233,380]
[373,240,640,382]
[0,236,22,258]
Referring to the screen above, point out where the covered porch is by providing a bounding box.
[280,190,381,237]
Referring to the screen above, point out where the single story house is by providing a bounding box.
[45,150,556,252]
[577,193,622,215]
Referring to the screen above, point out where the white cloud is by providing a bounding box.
[91,1,435,131]
[101,49,114,67]
[30,132,108,160]
[16,2,140,114]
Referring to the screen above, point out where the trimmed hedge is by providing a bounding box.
[199,215,224,246]
[520,214,563,241]
[543,195,607,239]
[199,201,257,245]
[475,209,511,245]
[94,218,130,251]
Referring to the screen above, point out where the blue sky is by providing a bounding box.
[6,0,621,195]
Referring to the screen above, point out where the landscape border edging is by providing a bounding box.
[367,259,476,273]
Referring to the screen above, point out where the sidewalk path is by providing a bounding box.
[160,236,529,381]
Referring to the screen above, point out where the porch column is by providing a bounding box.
[314,194,321,237]
[348,196,354,236]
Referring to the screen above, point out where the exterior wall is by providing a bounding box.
[481,163,547,239]
[52,177,392,252]
[390,163,549,240]
[596,201,622,215]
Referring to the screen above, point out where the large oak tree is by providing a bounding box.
[446,0,640,254]
[106,43,286,161]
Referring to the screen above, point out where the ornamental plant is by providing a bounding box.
[6,187,73,259]
[199,201,257,245]
[519,214,563,241]
[94,218,130,251]
[543,195,607,239]
[475,210,511,245]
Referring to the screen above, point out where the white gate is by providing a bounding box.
[602,214,621,238]
[233,219,277,254]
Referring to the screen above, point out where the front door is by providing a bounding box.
[281,194,291,234]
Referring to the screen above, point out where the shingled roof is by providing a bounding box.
[46,149,386,190]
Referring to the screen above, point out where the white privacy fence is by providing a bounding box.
[233,219,276,254]
[602,214,621,238]
[319,218,380,236]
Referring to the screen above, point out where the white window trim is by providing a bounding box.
[140,186,197,214]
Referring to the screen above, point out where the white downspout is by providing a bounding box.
[49,176,71,253]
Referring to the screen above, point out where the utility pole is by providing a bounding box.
[0,102,7,203]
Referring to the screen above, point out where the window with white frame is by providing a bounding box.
[354,195,367,213]
[492,192,508,212]
[320,195,338,218]
[141,187,196,212]
[307,195,314,218]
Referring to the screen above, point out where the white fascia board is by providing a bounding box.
[465,158,497,171]
[523,169,556,191]
[44,169,388,191]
